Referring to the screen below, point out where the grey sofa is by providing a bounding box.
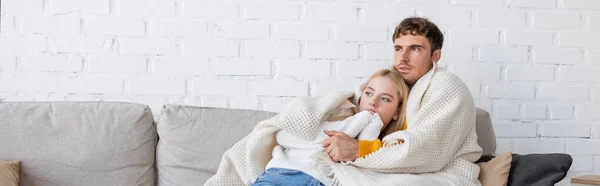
[0,102,497,186]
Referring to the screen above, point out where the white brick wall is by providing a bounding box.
[1,0,599,177]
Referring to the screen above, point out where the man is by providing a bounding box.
[323,17,483,185]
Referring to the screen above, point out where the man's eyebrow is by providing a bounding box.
[394,44,425,49]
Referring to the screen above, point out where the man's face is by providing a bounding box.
[393,34,441,87]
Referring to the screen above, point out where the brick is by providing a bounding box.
[119,37,176,55]
[595,125,600,139]
[487,84,534,99]
[229,96,259,110]
[278,60,331,78]
[542,123,590,138]
[130,77,187,96]
[1,0,44,15]
[184,39,239,57]
[580,104,600,121]
[0,75,60,92]
[261,97,293,113]
[66,77,123,94]
[513,139,565,154]
[477,9,527,28]
[275,23,329,41]
[244,4,299,20]
[590,50,600,65]
[567,140,600,155]
[119,0,175,17]
[85,16,145,36]
[23,15,81,35]
[199,95,228,108]
[214,22,270,39]
[549,105,575,120]
[365,43,392,60]
[505,31,554,46]
[212,59,271,76]
[591,11,600,29]
[534,48,582,64]
[0,34,47,55]
[250,81,309,96]
[421,6,471,28]
[493,122,537,137]
[305,43,359,59]
[450,63,502,80]
[305,3,357,22]
[506,65,554,81]
[596,156,600,171]
[442,46,474,62]
[453,0,503,7]
[495,139,512,154]
[245,40,300,58]
[335,25,387,42]
[571,156,595,171]
[54,36,112,54]
[0,55,16,72]
[594,86,600,100]
[313,79,362,97]
[450,29,499,45]
[0,16,14,33]
[480,46,529,63]
[537,85,588,100]
[151,20,207,37]
[524,104,547,120]
[561,66,600,82]
[89,55,147,74]
[363,4,416,26]
[53,0,110,15]
[193,80,248,96]
[508,0,556,8]
[535,11,581,29]
[564,0,600,10]
[496,102,520,120]
[561,31,600,48]
[153,57,209,77]
[183,1,238,19]
[22,54,83,72]
[337,61,390,78]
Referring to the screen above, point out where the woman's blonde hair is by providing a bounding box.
[361,69,409,139]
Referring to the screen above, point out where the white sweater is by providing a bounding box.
[266,109,383,180]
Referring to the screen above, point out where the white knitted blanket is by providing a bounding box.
[205,65,483,186]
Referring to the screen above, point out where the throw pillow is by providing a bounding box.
[478,152,512,186]
[507,153,572,186]
[0,160,20,186]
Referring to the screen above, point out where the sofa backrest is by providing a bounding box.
[0,102,157,186]
[155,105,497,185]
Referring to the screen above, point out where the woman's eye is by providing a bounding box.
[382,97,390,102]
[365,92,372,96]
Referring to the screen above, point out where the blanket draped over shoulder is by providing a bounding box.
[204,65,483,186]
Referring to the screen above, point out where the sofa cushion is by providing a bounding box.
[155,105,496,185]
[0,102,157,186]
[507,153,572,186]
[476,108,496,156]
[0,161,20,186]
[155,105,278,185]
[478,152,512,186]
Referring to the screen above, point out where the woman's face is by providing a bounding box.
[358,76,401,129]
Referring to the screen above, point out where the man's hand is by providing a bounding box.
[323,130,359,162]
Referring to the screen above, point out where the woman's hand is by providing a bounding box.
[323,130,359,162]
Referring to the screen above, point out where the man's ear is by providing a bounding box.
[432,49,441,63]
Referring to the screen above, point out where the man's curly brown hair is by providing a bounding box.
[392,17,444,55]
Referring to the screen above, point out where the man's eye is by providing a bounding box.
[411,47,419,52]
